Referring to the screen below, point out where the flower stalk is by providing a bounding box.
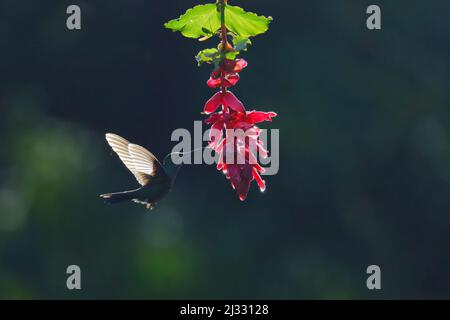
[218,0,229,94]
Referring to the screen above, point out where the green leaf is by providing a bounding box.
[225,5,272,38]
[225,51,239,60]
[195,48,221,66]
[233,35,252,52]
[164,4,221,39]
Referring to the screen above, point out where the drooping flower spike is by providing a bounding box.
[205,104,276,200]
[165,0,275,200]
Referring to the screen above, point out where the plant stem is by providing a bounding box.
[219,0,228,93]
[219,0,228,49]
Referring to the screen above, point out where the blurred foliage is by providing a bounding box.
[1,0,450,299]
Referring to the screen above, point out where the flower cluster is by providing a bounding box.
[165,0,275,201]
[204,58,277,200]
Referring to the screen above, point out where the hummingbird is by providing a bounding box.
[100,133,182,210]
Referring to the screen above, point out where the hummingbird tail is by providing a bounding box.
[100,191,136,204]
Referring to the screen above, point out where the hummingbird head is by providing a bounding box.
[163,152,183,184]
[162,147,206,185]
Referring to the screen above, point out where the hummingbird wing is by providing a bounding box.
[128,143,166,181]
[105,133,165,186]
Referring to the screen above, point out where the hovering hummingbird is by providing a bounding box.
[100,133,182,210]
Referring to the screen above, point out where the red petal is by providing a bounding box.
[209,121,224,149]
[245,111,277,124]
[232,121,253,131]
[220,59,236,73]
[226,164,253,201]
[224,73,240,87]
[204,113,223,125]
[217,151,224,170]
[207,77,222,88]
[256,140,268,158]
[220,59,248,74]
[233,59,248,73]
[211,69,221,78]
[222,91,245,113]
[247,149,258,165]
[215,137,225,153]
[208,73,240,88]
[204,92,223,114]
[254,162,265,173]
[252,167,266,192]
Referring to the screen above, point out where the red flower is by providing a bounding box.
[207,71,240,88]
[206,59,248,89]
[221,58,248,73]
[204,91,245,114]
[245,110,278,124]
[218,142,267,201]
[205,109,277,131]
[202,54,275,201]
[226,164,254,201]
[205,101,276,201]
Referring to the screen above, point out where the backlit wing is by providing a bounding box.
[105,133,164,186]
[128,144,163,178]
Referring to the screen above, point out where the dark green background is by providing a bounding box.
[1,0,450,299]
